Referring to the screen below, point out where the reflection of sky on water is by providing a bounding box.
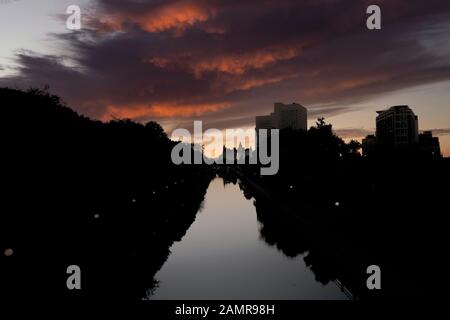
[151,178,347,300]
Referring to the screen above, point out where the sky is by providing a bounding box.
[1,0,450,155]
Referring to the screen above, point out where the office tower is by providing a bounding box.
[376,105,418,146]
[256,102,307,131]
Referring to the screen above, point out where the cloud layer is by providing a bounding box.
[2,0,450,132]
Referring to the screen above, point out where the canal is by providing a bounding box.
[149,177,347,300]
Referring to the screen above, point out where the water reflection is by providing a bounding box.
[150,178,347,300]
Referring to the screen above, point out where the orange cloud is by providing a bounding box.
[140,2,213,33]
[191,46,301,76]
[217,74,298,92]
[102,102,228,121]
[144,45,303,77]
[94,2,214,33]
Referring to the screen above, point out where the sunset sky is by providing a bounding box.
[1,0,450,155]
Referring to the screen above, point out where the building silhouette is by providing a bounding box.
[376,105,418,146]
[362,134,377,157]
[363,105,441,158]
[256,102,307,131]
[419,131,441,158]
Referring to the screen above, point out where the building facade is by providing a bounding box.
[362,105,441,158]
[256,102,307,131]
[362,134,377,157]
[419,131,442,158]
[376,105,419,146]
[255,115,275,130]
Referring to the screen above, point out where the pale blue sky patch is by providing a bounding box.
[0,0,91,76]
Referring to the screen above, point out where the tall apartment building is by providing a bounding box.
[376,105,419,146]
[419,131,442,158]
[256,102,307,131]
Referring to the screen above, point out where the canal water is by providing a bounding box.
[149,178,347,300]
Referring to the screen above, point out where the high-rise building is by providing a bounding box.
[419,131,442,158]
[376,105,418,146]
[255,115,274,130]
[256,102,307,131]
[362,134,377,157]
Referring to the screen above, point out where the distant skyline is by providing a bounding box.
[1,0,450,155]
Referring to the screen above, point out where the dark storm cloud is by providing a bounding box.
[1,0,450,127]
